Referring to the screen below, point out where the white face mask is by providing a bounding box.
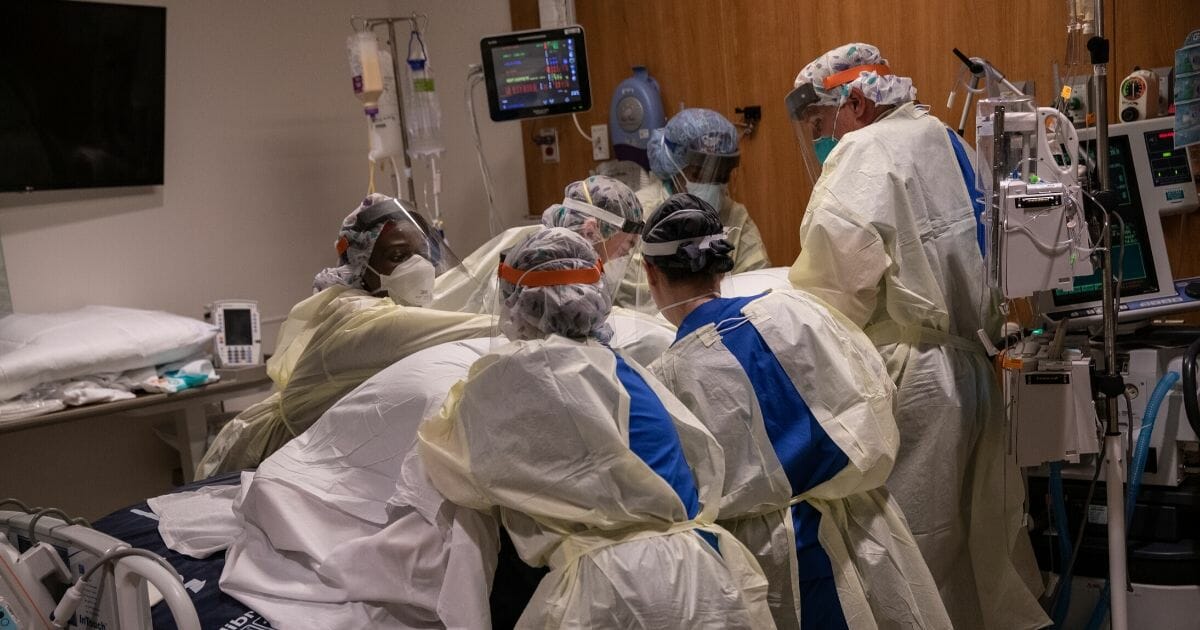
[367,255,435,307]
[685,181,725,211]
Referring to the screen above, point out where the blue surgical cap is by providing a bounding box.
[647,108,739,180]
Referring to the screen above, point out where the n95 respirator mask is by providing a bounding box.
[368,255,435,307]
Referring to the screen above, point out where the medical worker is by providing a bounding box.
[609,108,771,313]
[430,174,646,313]
[648,108,770,273]
[418,227,774,629]
[195,194,493,478]
[786,43,1048,629]
[642,194,950,630]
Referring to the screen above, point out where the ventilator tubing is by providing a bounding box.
[1084,371,1179,630]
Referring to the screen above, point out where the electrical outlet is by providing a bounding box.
[591,124,610,161]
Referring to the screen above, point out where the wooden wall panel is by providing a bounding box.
[513,0,1200,273]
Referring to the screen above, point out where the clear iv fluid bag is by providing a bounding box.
[403,54,444,157]
[369,49,405,161]
[347,32,384,117]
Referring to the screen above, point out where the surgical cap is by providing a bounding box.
[794,43,916,107]
[313,193,399,292]
[541,175,643,241]
[642,193,735,275]
[499,227,613,342]
[647,108,739,180]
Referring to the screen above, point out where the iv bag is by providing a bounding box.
[369,49,405,161]
[403,31,444,158]
[347,32,384,117]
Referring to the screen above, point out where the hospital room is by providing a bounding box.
[1,0,1199,628]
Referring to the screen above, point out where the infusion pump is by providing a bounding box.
[205,299,261,367]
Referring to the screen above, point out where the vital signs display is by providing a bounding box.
[480,26,591,122]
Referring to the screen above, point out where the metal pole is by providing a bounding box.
[1090,0,1127,626]
[989,106,1006,287]
[383,19,418,203]
[957,75,980,137]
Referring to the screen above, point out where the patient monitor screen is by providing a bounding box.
[224,309,253,346]
[492,40,582,110]
[481,27,590,121]
[1051,135,1160,306]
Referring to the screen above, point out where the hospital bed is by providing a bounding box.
[27,283,788,628]
[89,474,267,630]
[0,503,202,629]
[85,474,542,630]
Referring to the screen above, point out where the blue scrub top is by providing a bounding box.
[612,352,702,521]
[947,128,987,254]
[677,293,850,630]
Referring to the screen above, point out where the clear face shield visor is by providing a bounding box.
[675,149,740,187]
[786,82,839,185]
[556,196,647,306]
[351,197,463,276]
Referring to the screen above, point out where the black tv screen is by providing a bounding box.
[0,1,166,192]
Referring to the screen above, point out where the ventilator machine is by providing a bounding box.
[958,7,1200,627]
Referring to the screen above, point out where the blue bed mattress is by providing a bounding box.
[91,473,271,630]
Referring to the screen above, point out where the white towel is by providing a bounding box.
[148,474,249,559]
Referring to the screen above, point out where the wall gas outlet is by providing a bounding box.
[535,128,559,163]
[591,124,610,161]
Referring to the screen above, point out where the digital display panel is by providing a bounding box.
[224,309,253,346]
[0,1,166,192]
[1144,129,1191,187]
[1052,135,1159,306]
[481,27,590,121]
[491,39,582,111]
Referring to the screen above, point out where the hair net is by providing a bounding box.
[541,175,643,240]
[499,227,614,342]
[794,43,916,107]
[641,193,735,275]
[313,193,398,292]
[647,109,739,180]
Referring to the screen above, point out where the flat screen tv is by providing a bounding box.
[0,1,166,192]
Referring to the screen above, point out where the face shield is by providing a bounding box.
[787,63,895,184]
[787,81,839,185]
[652,129,740,196]
[556,195,646,305]
[675,148,740,218]
[350,197,463,306]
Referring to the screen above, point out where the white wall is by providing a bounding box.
[0,0,527,351]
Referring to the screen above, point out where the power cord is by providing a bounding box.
[465,64,503,237]
[50,546,183,628]
[570,113,592,141]
[28,508,90,542]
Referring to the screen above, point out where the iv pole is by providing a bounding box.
[350,14,427,204]
[1086,0,1129,627]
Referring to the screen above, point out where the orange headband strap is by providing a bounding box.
[497,261,604,287]
[822,64,892,90]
